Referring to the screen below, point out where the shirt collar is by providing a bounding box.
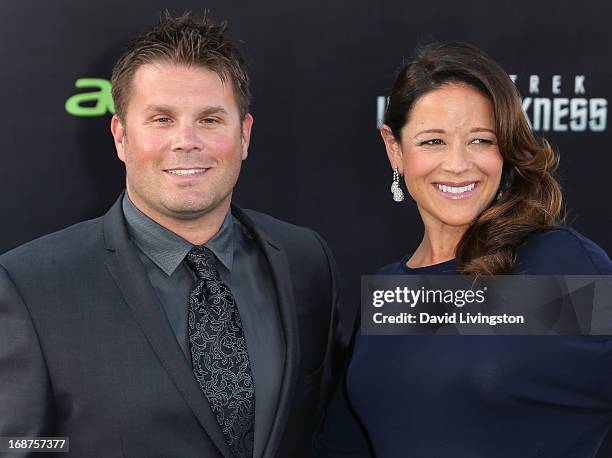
[122,193,234,276]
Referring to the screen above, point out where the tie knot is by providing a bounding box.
[185,246,219,280]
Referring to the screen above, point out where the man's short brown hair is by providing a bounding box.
[111,10,251,120]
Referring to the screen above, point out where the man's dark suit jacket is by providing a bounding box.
[0,196,347,458]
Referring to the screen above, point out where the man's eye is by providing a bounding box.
[421,139,444,146]
[154,117,171,124]
[202,118,219,124]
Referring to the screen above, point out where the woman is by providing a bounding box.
[314,42,612,457]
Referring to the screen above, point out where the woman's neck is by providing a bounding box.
[406,224,467,268]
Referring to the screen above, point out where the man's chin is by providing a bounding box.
[161,198,227,221]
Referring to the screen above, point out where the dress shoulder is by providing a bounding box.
[376,259,407,274]
[515,226,612,274]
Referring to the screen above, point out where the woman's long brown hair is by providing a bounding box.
[384,42,564,274]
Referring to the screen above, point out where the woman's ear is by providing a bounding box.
[380,124,403,174]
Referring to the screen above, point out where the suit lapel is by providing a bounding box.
[231,206,301,458]
[102,196,233,458]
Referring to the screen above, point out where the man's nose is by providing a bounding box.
[171,123,203,152]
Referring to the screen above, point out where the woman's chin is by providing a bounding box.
[433,211,481,228]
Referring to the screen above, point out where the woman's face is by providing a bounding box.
[382,83,503,231]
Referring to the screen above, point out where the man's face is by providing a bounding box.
[111,62,253,224]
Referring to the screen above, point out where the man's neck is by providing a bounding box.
[126,192,231,245]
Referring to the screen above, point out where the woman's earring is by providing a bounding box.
[391,166,404,202]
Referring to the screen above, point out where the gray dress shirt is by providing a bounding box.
[122,194,282,458]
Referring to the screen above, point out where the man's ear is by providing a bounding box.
[240,113,254,160]
[380,124,403,174]
[111,115,126,163]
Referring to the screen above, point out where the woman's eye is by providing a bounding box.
[472,138,494,144]
[421,139,444,146]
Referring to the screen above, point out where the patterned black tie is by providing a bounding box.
[185,246,255,457]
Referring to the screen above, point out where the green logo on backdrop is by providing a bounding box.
[65,78,114,116]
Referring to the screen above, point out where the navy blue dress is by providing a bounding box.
[315,227,612,458]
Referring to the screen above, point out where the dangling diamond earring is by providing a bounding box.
[391,166,404,202]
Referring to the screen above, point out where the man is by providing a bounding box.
[0,12,346,458]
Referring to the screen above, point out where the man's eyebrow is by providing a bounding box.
[143,104,175,113]
[142,105,229,116]
[198,106,228,117]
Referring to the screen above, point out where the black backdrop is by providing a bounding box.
[1,1,611,453]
